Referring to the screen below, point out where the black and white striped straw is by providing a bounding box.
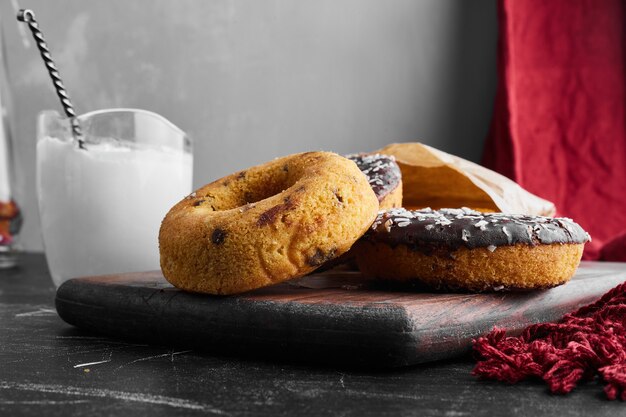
[17,9,85,149]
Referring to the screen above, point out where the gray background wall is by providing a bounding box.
[1,0,497,251]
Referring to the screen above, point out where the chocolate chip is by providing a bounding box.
[257,199,295,227]
[237,171,246,179]
[333,191,343,203]
[211,228,227,245]
[258,205,284,227]
[192,199,205,207]
[307,248,337,266]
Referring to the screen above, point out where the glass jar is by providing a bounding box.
[0,16,22,269]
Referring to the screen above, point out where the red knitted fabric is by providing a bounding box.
[473,282,626,400]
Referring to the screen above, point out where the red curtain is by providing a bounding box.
[483,0,626,260]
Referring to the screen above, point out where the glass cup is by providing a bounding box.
[36,109,193,287]
[0,16,23,269]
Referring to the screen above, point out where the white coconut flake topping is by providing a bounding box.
[474,220,489,230]
[502,226,512,244]
[368,207,589,246]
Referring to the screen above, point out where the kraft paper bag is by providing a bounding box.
[376,142,556,216]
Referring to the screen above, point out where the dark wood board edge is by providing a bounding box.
[401,264,626,362]
[55,280,420,367]
[55,262,626,368]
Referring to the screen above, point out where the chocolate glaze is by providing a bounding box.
[363,208,590,254]
[347,154,401,202]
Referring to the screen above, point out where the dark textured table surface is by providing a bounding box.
[1,253,623,416]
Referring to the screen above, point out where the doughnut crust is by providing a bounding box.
[159,152,379,295]
[354,208,590,291]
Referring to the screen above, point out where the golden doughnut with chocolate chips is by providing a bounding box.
[159,151,379,295]
[354,208,590,291]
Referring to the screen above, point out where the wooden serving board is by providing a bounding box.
[55,261,626,367]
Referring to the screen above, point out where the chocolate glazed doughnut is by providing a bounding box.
[159,152,379,295]
[314,153,402,272]
[354,208,591,291]
[346,153,402,210]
